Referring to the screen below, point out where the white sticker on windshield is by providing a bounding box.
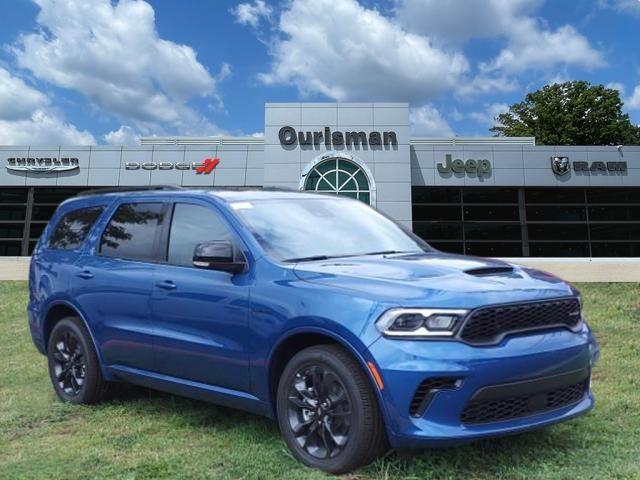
[231,202,253,210]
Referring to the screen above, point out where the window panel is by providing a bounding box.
[463,188,518,203]
[0,206,26,221]
[465,243,522,257]
[428,242,464,254]
[0,241,22,256]
[591,243,640,257]
[590,223,640,240]
[525,188,584,203]
[411,187,460,204]
[588,206,640,222]
[33,188,88,204]
[464,223,521,241]
[0,223,24,238]
[528,223,589,241]
[413,222,463,241]
[100,203,166,261]
[167,203,233,267]
[526,205,587,221]
[586,187,640,203]
[49,206,105,250]
[529,242,590,257]
[0,189,27,204]
[464,205,519,221]
[31,205,59,221]
[413,205,461,221]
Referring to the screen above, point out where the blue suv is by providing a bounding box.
[28,187,599,474]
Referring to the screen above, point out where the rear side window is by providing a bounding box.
[100,203,166,262]
[48,206,105,250]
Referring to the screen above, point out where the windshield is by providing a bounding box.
[230,197,430,262]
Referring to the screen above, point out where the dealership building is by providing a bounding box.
[1,102,639,259]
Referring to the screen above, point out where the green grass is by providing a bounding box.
[1,281,639,479]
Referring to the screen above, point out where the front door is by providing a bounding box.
[150,201,251,392]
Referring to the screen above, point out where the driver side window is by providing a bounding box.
[167,203,234,267]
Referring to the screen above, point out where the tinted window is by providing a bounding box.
[463,188,518,203]
[49,206,105,250]
[413,222,463,240]
[0,189,27,204]
[464,223,521,240]
[525,188,585,203]
[167,204,234,267]
[464,205,519,221]
[412,187,460,203]
[413,205,461,221]
[100,203,166,261]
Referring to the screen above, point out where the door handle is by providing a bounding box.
[76,270,94,280]
[156,280,177,290]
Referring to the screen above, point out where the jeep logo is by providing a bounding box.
[437,154,491,176]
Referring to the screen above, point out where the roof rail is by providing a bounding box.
[76,185,184,197]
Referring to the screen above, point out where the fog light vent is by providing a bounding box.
[409,377,462,417]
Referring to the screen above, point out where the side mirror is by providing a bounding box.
[193,240,246,274]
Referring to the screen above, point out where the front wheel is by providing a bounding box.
[276,345,388,474]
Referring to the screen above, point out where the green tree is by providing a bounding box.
[490,81,640,145]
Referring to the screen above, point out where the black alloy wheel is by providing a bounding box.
[47,316,111,404]
[51,330,86,396]
[286,365,352,459]
[277,344,388,474]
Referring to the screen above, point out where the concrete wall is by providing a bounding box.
[411,144,640,187]
[263,102,413,229]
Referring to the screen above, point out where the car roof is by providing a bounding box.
[67,187,329,205]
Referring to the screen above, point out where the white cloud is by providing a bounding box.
[395,0,539,43]
[258,0,468,102]
[104,125,139,145]
[13,0,225,135]
[607,82,626,95]
[482,21,605,73]
[468,103,509,126]
[627,85,640,110]
[457,74,519,97]
[396,0,604,85]
[598,0,640,14]
[0,66,95,144]
[231,0,272,27]
[0,68,49,120]
[0,110,95,145]
[410,104,454,136]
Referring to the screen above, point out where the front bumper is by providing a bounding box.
[368,325,598,448]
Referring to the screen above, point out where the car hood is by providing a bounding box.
[292,252,576,308]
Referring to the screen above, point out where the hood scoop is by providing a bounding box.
[464,266,514,277]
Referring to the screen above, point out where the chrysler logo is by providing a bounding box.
[551,156,570,176]
[6,157,79,173]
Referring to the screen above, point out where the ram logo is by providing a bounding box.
[551,156,570,176]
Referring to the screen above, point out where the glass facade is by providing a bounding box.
[1,185,639,257]
[0,187,90,256]
[413,186,640,257]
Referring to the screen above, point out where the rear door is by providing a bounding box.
[73,200,169,372]
[150,199,251,392]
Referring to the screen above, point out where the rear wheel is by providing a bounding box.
[276,344,388,474]
[47,316,110,404]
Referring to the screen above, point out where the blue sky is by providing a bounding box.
[0,0,638,144]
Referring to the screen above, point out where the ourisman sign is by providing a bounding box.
[279,126,398,147]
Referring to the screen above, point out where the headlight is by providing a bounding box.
[376,308,469,338]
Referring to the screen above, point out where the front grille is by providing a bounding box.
[409,377,460,417]
[460,370,589,425]
[460,298,581,345]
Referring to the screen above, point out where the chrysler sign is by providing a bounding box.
[6,157,79,173]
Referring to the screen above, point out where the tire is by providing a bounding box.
[276,344,388,474]
[47,316,110,404]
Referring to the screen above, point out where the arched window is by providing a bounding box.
[302,157,372,204]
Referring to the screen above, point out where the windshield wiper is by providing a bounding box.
[362,250,411,256]
[284,255,333,263]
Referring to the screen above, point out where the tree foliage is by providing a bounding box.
[490,81,640,145]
